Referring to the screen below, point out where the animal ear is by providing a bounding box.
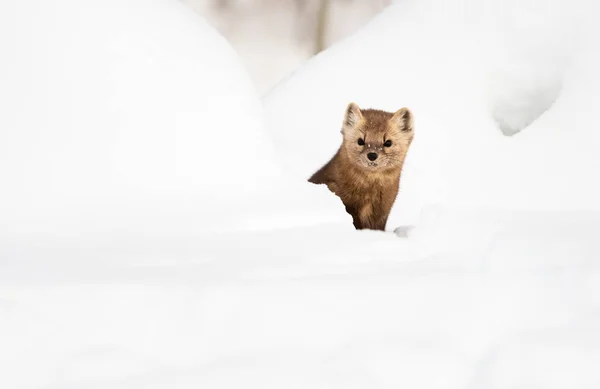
[390,107,413,132]
[341,102,363,133]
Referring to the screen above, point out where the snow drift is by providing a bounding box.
[264,0,600,227]
[0,0,348,241]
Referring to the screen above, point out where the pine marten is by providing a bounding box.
[308,102,414,231]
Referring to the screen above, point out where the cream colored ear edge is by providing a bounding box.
[341,102,363,133]
[391,107,413,131]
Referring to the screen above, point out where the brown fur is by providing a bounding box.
[309,102,414,231]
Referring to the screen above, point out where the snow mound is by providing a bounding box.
[0,0,288,239]
[263,0,600,226]
[2,211,599,388]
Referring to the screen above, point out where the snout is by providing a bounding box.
[367,152,378,161]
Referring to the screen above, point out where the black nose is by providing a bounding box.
[367,152,378,161]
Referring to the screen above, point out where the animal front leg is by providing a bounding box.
[372,215,388,231]
[344,204,363,229]
[361,209,387,231]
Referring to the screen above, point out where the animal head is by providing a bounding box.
[340,102,414,171]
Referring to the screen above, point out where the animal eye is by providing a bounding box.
[384,140,392,147]
[357,138,365,146]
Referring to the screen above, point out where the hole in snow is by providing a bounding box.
[488,67,563,136]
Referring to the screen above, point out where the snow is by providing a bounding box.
[264,0,600,221]
[0,0,345,239]
[2,0,600,388]
[182,0,389,94]
[3,215,600,388]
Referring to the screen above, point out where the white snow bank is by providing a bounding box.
[1,211,599,388]
[0,0,348,239]
[263,0,600,227]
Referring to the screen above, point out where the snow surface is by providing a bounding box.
[264,0,600,223]
[2,0,600,388]
[2,211,600,388]
[0,0,345,239]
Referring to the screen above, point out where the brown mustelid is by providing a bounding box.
[308,102,414,231]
